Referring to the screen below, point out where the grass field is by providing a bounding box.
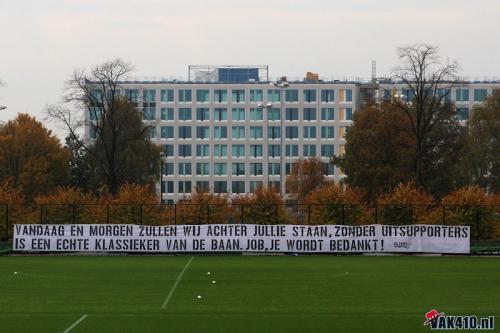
[0,255,498,333]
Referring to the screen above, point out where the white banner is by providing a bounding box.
[13,224,470,254]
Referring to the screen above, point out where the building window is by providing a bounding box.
[178,144,192,157]
[232,163,245,176]
[161,89,174,102]
[161,126,174,139]
[214,163,227,176]
[456,108,469,121]
[232,108,245,121]
[161,108,173,121]
[196,181,209,192]
[214,144,227,157]
[196,163,210,176]
[196,126,209,139]
[456,88,469,102]
[143,107,156,120]
[402,88,415,103]
[286,90,299,102]
[250,89,263,102]
[268,90,280,102]
[214,108,227,121]
[214,90,228,103]
[163,163,174,176]
[178,89,192,102]
[214,181,227,193]
[179,126,192,139]
[250,126,263,139]
[164,144,174,157]
[250,108,263,121]
[285,126,299,139]
[149,126,157,139]
[268,126,281,139]
[321,126,335,139]
[303,108,317,121]
[196,144,210,157]
[437,88,451,102]
[268,145,280,157]
[268,108,281,121]
[125,89,139,103]
[250,163,263,176]
[178,181,192,193]
[303,126,316,139]
[196,90,210,103]
[268,163,280,176]
[474,89,488,102]
[321,90,335,102]
[232,145,245,157]
[232,126,245,139]
[214,126,227,139]
[249,145,263,157]
[324,163,335,176]
[321,144,335,157]
[232,181,245,194]
[346,89,353,102]
[303,144,316,157]
[232,90,245,103]
[249,181,263,192]
[321,108,335,120]
[179,108,192,121]
[285,163,295,175]
[178,163,192,175]
[285,108,299,121]
[285,144,299,157]
[143,90,156,102]
[161,181,174,194]
[303,89,317,103]
[346,108,353,120]
[196,108,209,121]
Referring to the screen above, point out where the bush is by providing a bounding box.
[232,186,285,224]
[175,190,229,224]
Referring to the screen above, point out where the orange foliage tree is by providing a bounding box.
[285,157,326,203]
[0,181,25,239]
[442,186,499,240]
[232,185,285,224]
[303,182,367,225]
[175,190,229,224]
[0,114,70,202]
[377,182,435,225]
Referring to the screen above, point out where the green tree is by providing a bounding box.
[47,59,161,195]
[332,102,415,199]
[464,92,500,192]
[0,114,70,201]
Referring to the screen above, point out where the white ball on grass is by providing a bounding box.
[207,272,211,275]
[14,272,18,275]
[212,280,216,284]
[197,295,202,299]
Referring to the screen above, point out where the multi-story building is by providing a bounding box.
[86,65,500,203]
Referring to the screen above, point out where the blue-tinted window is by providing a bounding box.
[285,144,299,157]
[214,90,227,103]
[321,144,335,157]
[232,126,245,139]
[163,163,174,176]
[196,108,209,121]
[268,145,280,157]
[196,126,209,139]
[249,163,263,176]
[250,90,263,102]
[346,89,353,102]
[321,126,335,139]
[214,164,227,176]
[149,126,157,139]
[268,108,281,121]
[268,126,281,139]
[321,108,334,120]
[303,126,316,139]
[456,108,469,121]
[232,163,245,176]
[232,108,245,121]
[285,126,299,139]
[164,144,174,157]
[161,126,174,139]
[321,90,335,102]
[178,126,192,139]
[125,89,139,102]
[143,107,156,120]
[303,108,317,121]
[179,108,192,121]
[346,108,353,120]
[178,144,192,157]
[269,163,280,176]
[232,90,245,103]
[196,90,210,103]
[214,181,227,193]
[304,89,317,103]
[214,108,227,121]
[231,181,245,194]
[178,89,192,102]
[214,126,227,139]
[268,90,280,102]
[214,144,227,157]
[286,90,299,102]
[178,163,192,175]
[303,144,316,157]
[196,163,210,175]
[249,145,263,158]
[474,89,488,102]
[161,108,173,120]
[232,145,245,157]
[250,108,263,121]
[143,90,156,102]
[178,181,192,193]
[285,108,299,121]
[250,126,263,139]
[161,89,173,102]
[456,89,469,102]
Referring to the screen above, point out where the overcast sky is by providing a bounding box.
[1,0,499,137]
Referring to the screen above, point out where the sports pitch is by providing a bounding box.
[0,255,498,333]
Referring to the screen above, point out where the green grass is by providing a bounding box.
[0,255,498,332]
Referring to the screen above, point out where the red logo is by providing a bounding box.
[424,309,444,326]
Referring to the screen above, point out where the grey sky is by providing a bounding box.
[1,0,499,137]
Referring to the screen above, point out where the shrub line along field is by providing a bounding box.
[0,255,499,333]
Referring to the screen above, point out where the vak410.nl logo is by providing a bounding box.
[424,309,495,330]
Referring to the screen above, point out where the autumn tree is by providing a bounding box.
[463,92,500,192]
[0,114,70,202]
[390,44,460,188]
[47,59,161,195]
[332,102,415,199]
[285,157,326,203]
[233,185,285,224]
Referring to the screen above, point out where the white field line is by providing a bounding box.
[63,314,88,333]
[161,256,194,309]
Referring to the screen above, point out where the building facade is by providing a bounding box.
[86,66,500,203]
